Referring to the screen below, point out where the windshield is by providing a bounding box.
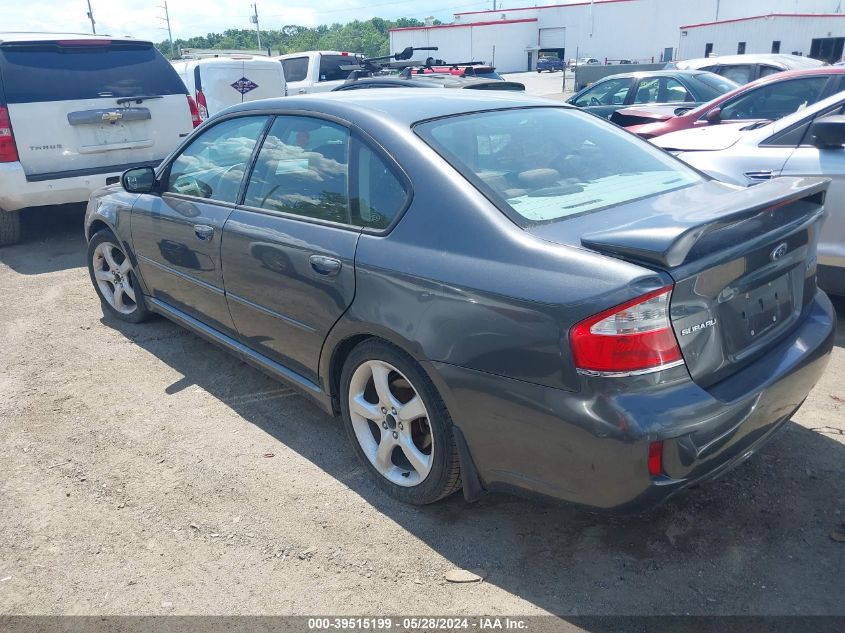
[415,107,701,225]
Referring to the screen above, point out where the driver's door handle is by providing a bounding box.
[309,255,342,277]
[194,224,214,241]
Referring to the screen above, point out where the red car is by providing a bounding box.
[611,68,845,138]
[401,64,504,81]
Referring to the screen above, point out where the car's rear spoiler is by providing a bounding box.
[580,177,829,268]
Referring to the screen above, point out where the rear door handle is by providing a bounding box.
[309,255,342,277]
[194,224,214,241]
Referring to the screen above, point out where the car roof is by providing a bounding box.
[341,75,514,89]
[220,89,561,125]
[600,69,714,81]
[0,32,149,45]
[677,54,825,69]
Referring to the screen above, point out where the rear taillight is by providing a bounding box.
[648,441,664,476]
[570,285,683,375]
[0,106,19,163]
[186,95,202,127]
[194,90,209,121]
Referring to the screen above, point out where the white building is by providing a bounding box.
[389,0,845,73]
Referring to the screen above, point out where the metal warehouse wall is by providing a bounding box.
[390,20,540,72]
[390,0,845,72]
[679,15,845,59]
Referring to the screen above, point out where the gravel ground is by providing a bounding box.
[1,207,844,618]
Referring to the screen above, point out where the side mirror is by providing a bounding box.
[705,108,721,123]
[810,115,845,149]
[121,166,157,193]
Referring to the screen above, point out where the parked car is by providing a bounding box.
[172,55,287,121]
[567,70,737,119]
[0,33,199,246]
[572,57,600,66]
[84,90,834,510]
[537,57,565,72]
[333,76,524,91]
[614,68,845,137]
[654,91,845,295]
[402,64,504,80]
[673,54,826,85]
[276,50,359,94]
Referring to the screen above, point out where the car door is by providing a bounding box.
[130,115,270,334]
[630,76,694,107]
[221,116,410,384]
[280,56,310,94]
[570,77,634,118]
[778,106,845,271]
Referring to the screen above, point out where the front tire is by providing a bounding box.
[340,340,461,505]
[87,229,151,323]
[0,210,21,246]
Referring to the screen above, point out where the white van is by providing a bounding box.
[0,33,199,246]
[172,56,287,120]
[276,51,360,94]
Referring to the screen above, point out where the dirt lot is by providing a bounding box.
[1,207,844,618]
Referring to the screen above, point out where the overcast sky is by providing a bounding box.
[4,0,499,43]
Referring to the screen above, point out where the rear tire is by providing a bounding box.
[340,339,462,505]
[0,210,21,247]
[87,229,151,323]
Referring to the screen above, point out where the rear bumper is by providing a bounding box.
[0,161,156,212]
[430,290,835,512]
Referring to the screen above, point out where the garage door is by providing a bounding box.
[539,27,565,48]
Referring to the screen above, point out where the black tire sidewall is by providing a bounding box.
[87,230,150,324]
[339,340,458,505]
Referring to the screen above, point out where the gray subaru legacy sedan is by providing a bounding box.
[84,90,835,511]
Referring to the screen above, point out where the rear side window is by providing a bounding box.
[352,139,408,230]
[693,72,739,95]
[244,116,350,224]
[0,41,186,103]
[318,55,353,82]
[281,57,308,82]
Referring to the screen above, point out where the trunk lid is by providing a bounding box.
[530,177,828,387]
[0,38,191,177]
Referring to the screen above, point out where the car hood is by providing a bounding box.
[652,122,755,152]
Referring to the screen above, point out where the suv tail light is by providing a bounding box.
[0,106,19,163]
[195,90,209,120]
[570,285,683,375]
[186,95,202,128]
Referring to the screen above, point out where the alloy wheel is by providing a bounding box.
[92,241,138,315]
[347,359,434,487]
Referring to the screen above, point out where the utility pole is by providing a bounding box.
[157,1,174,60]
[86,0,96,34]
[250,4,262,51]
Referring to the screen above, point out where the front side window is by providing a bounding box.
[416,107,700,225]
[720,77,829,121]
[166,116,269,203]
[572,78,632,107]
[281,57,308,82]
[244,116,350,224]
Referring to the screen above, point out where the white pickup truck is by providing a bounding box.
[275,51,360,94]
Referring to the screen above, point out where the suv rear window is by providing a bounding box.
[0,41,186,103]
[318,55,353,82]
[415,107,700,225]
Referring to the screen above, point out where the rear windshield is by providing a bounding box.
[319,55,353,82]
[0,41,186,103]
[415,107,701,225]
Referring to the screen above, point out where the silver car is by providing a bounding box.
[654,91,845,295]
